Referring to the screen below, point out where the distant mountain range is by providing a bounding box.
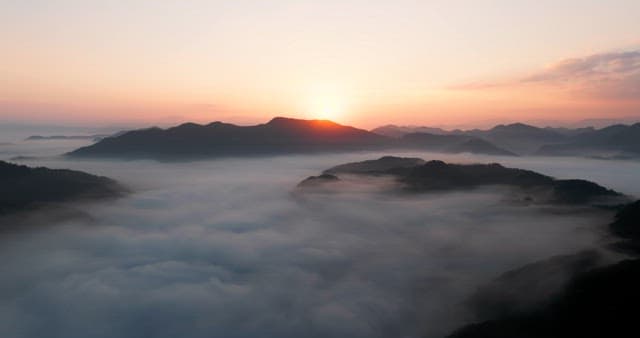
[372,122,640,157]
[26,130,127,142]
[400,133,517,156]
[0,161,126,216]
[536,123,640,158]
[68,117,389,160]
[64,118,519,160]
[371,125,451,137]
[65,117,640,160]
[26,135,106,141]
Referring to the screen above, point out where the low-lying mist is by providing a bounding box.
[1,146,639,338]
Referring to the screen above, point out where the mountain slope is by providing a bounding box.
[537,123,640,157]
[299,156,624,205]
[371,124,450,137]
[399,133,517,156]
[467,123,567,154]
[449,200,640,338]
[68,117,390,160]
[0,161,126,215]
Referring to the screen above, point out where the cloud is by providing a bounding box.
[452,49,640,100]
[0,151,632,338]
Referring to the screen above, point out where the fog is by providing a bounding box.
[1,137,639,338]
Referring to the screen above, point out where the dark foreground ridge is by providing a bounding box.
[449,259,640,338]
[447,201,640,338]
[298,156,625,205]
[0,161,126,216]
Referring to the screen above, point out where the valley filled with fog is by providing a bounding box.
[1,135,640,338]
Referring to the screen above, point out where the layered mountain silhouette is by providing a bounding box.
[371,124,450,137]
[465,123,567,154]
[68,117,389,160]
[399,133,517,156]
[372,122,566,154]
[26,134,107,141]
[537,123,640,158]
[66,118,640,159]
[0,161,125,216]
[298,156,624,205]
[372,122,640,157]
[448,200,640,338]
[67,117,522,159]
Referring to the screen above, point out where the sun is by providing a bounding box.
[308,91,347,122]
[314,104,343,121]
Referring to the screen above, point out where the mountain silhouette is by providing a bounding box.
[536,123,640,157]
[299,156,624,205]
[68,117,389,160]
[372,121,640,158]
[449,199,640,338]
[399,132,515,156]
[464,123,567,154]
[371,124,450,137]
[0,161,126,216]
[373,122,568,154]
[68,117,524,160]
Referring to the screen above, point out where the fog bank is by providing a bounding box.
[1,147,631,337]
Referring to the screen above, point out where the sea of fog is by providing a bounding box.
[1,131,640,338]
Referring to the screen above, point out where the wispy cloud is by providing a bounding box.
[452,49,640,100]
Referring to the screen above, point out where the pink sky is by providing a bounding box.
[1,1,639,128]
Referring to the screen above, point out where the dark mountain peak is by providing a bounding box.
[448,138,518,156]
[205,121,234,128]
[169,122,205,132]
[536,122,640,157]
[267,116,296,125]
[178,122,202,128]
[423,159,447,167]
[324,156,425,175]
[67,117,387,160]
[0,161,126,216]
[297,174,340,188]
[266,116,341,129]
[301,157,624,205]
[370,124,450,137]
[491,123,540,132]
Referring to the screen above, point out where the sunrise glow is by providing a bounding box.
[0,1,639,128]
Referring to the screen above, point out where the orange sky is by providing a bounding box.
[1,1,639,128]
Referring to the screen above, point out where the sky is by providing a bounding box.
[1,0,639,128]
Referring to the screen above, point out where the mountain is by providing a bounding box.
[543,126,596,137]
[0,161,126,216]
[399,133,517,156]
[609,200,640,254]
[372,122,569,155]
[465,250,605,323]
[370,124,450,137]
[67,117,516,160]
[466,123,567,154]
[67,117,390,160]
[446,138,517,156]
[26,134,108,141]
[449,258,640,338]
[298,156,624,205]
[323,156,425,175]
[68,118,640,160]
[537,123,640,158]
[26,131,126,142]
[448,200,640,338]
